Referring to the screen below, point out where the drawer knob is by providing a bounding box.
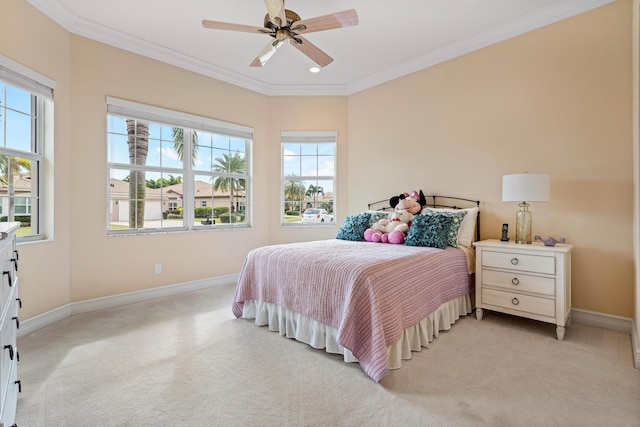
[4,344,13,360]
[3,270,12,287]
[512,278,520,286]
[511,297,520,306]
[510,258,519,265]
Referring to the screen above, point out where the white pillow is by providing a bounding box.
[422,206,478,247]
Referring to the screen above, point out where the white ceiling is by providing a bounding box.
[27,0,613,96]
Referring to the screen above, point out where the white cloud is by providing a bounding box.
[160,147,180,161]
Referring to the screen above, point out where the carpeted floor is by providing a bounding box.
[16,283,640,426]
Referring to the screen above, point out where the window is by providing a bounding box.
[15,197,31,215]
[107,97,252,234]
[0,55,55,242]
[281,131,336,225]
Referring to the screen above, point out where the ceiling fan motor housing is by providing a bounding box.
[263,9,301,30]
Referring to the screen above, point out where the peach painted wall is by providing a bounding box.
[0,0,72,318]
[265,96,348,245]
[632,0,639,363]
[348,0,633,317]
[67,35,274,303]
[67,39,347,302]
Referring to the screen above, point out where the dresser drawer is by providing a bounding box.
[481,269,555,296]
[0,243,14,306]
[0,285,18,398]
[482,288,555,318]
[0,359,18,427]
[482,250,555,275]
[0,314,15,393]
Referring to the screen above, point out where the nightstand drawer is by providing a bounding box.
[482,288,555,317]
[481,269,555,296]
[482,250,555,275]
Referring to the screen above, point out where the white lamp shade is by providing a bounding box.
[502,173,550,202]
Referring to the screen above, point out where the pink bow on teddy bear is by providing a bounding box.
[364,190,426,244]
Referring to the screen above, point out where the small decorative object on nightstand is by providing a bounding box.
[473,239,572,340]
[534,235,566,246]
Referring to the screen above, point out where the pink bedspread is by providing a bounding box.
[233,239,473,381]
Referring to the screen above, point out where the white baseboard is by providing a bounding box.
[18,304,72,337]
[571,308,632,333]
[567,309,640,368]
[632,321,640,369]
[18,273,238,337]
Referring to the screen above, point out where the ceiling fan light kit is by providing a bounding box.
[202,0,358,68]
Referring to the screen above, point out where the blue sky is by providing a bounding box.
[283,143,335,194]
[0,82,33,152]
[107,115,248,182]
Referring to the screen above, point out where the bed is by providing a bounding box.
[232,195,480,382]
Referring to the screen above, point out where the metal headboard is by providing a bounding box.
[368,195,481,242]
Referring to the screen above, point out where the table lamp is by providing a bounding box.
[502,173,550,244]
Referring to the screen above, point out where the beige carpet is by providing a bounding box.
[16,283,640,426]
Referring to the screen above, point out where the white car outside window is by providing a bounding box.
[301,208,333,223]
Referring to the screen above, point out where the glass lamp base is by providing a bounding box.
[515,202,532,244]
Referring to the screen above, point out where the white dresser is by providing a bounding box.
[474,239,573,340]
[0,223,20,427]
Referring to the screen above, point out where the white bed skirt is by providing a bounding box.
[241,294,472,370]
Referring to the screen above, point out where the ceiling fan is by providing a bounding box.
[202,0,358,68]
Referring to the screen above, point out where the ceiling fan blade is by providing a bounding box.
[250,39,285,67]
[290,36,333,68]
[291,9,358,34]
[202,19,267,34]
[264,0,286,27]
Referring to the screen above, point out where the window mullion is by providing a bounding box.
[182,128,194,230]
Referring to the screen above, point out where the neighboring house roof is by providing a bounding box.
[162,180,238,199]
[302,192,334,203]
[109,178,129,194]
[0,173,33,193]
[108,179,238,199]
[109,178,162,198]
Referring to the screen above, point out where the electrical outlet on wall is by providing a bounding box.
[154,263,162,274]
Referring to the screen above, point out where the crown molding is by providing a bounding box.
[27,0,615,97]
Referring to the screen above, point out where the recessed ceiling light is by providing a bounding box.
[309,67,321,73]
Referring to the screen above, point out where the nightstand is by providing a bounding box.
[473,239,573,340]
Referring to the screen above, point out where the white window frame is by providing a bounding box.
[106,97,252,235]
[281,131,337,226]
[0,55,55,243]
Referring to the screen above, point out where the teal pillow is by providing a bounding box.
[422,209,468,248]
[336,211,390,241]
[336,212,373,241]
[404,214,454,249]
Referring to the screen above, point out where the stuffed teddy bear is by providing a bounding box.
[364,190,427,244]
[372,209,414,234]
[364,209,415,244]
